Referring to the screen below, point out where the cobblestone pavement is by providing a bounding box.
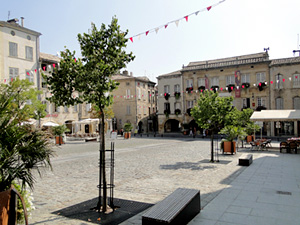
[29,137,259,224]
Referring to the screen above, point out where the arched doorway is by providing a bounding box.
[138,121,143,133]
[65,120,73,134]
[164,119,181,133]
[85,124,90,133]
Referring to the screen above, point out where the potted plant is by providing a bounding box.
[175,108,181,116]
[227,84,235,93]
[245,123,260,142]
[242,82,250,89]
[211,86,219,93]
[198,86,205,93]
[219,125,246,154]
[174,92,181,100]
[164,109,170,117]
[258,82,267,91]
[124,123,133,139]
[186,87,193,93]
[52,125,70,145]
[164,92,170,100]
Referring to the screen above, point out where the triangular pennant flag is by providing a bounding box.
[175,20,179,27]
[53,63,56,68]
[43,66,46,71]
[207,6,212,11]
[195,11,200,16]
[155,28,159,34]
[129,37,133,42]
[165,24,168,29]
[74,58,77,62]
[270,81,273,84]
[184,16,188,22]
[282,78,285,82]
[146,31,149,36]
[138,34,141,40]
[34,69,37,73]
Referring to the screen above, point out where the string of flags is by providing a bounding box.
[128,0,226,43]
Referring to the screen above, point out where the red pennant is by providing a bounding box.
[242,85,245,88]
[271,81,273,84]
[74,58,77,62]
[4,79,6,83]
[146,31,149,36]
[34,69,37,73]
[43,66,46,71]
[207,6,212,11]
[53,64,56,68]
[11,78,13,82]
[296,76,298,79]
[282,78,285,82]
[129,37,133,42]
[184,16,188,22]
[231,86,234,90]
[259,83,262,86]
[165,24,168,29]
[221,88,223,91]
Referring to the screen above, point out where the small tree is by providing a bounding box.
[191,90,233,162]
[44,17,134,212]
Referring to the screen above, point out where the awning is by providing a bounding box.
[73,118,100,124]
[250,110,300,122]
[43,121,59,127]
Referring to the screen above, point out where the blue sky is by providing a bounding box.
[1,0,300,82]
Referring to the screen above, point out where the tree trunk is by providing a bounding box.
[98,107,107,212]
[211,130,214,162]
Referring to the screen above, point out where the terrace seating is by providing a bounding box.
[289,141,298,154]
[280,141,290,153]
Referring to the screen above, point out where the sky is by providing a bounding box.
[1,0,300,82]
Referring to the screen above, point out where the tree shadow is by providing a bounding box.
[160,161,216,171]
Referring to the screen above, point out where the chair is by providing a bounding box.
[280,141,290,153]
[289,141,297,154]
[265,139,272,148]
[249,141,258,150]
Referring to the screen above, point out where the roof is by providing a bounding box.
[112,74,156,84]
[250,110,300,122]
[270,57,300,66]
[157,70,182,79]
[0,20,41,36]
[40,52,60,63]
[183,52,269,71]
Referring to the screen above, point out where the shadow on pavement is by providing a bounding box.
[52,197,153,225]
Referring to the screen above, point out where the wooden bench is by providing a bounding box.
[142,188,200,225]
[239,154,253,166]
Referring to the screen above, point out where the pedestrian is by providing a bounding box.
[189,128,193,136]
[193,127,196,138]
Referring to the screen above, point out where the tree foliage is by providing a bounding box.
[0,80,53,192]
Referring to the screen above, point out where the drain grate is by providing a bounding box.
[276,191,292,195]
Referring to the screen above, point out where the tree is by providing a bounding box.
[44,17,135,212]
[191,90,233,162]
[0,79,53,191]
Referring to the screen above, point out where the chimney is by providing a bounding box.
[122,70,128,75]
[20,17,24,27]
[130,72,133,76]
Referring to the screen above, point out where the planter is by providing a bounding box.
[223,141,236,154]
[246,135,254,143]
[55,136,64,145]
[124,132,131,139]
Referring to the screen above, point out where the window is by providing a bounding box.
[211,77,219,86]
[55,104,60,113]
[257,97,266,107]
[126,105,131,115]
[275,97,283,109]
[126,89,130,99]
[186,79,193,88]
[243,98,250,108]
[164,102,170,111]
[138,88,141,99]
[197,78,205,87]
[73,104,78,112]
[9,67,19,80]
[226,75,235,85]
[241,74,250,83]
[293,74,300,88]
[138,107,141,115]
[64,105,69,113]
[26,70,34,83]
[293,97,300,109]
[25,46,33,60]
[174,84,180,92]
[187,100,193,109]
[275,74,283,89]
[42,76,47,88]
[148,91,150,103]
[9,42,18,57]
[86,103,91,112]
[256,72,266,83]
[164,85,170,93]
[175,102,181,110]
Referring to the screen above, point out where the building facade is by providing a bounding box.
[0,18,41,88]
[157,52,300,136]
[112,71,156,133]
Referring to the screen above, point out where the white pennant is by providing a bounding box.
[175,20,179,27]
[155,28,159,34]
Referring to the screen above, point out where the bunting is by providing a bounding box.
[128,0,226,42]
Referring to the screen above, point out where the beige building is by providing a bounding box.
[157,52,271,134]
[112,71,156,133]
[0,18,41,87]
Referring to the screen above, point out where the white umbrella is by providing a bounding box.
[76,118,99,124]
[43,121,59,127]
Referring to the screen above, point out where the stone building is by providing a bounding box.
[112,71,156,133]
[0,18,41,89]
[157,52,271,134]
